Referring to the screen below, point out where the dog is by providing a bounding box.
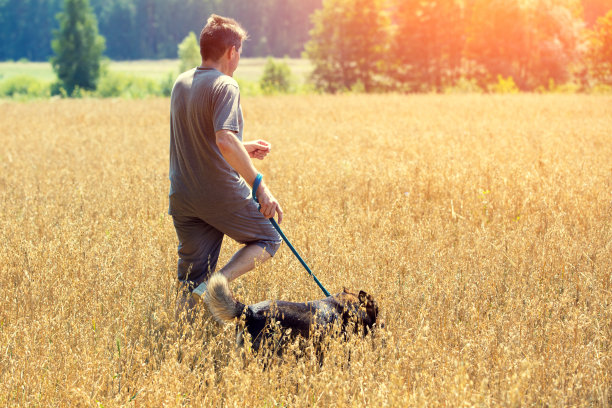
[204,273,380,352]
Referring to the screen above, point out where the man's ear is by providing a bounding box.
[358,290,367,304]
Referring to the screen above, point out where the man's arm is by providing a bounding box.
[215,129,283,223]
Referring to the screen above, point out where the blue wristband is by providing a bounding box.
[252,173,263,203]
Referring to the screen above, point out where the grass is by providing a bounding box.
[0,58,312,84]
[0,60,56,82]
[235,58,312,83]
[0,94,610,406]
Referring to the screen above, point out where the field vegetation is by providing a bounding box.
[0,59,312,99]
[0,95,610,406]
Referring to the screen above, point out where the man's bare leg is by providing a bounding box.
[192,244,270,300]
[218,244,271,281]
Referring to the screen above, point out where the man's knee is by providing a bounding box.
[254,239,282,257]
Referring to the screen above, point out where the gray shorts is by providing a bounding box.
[172,201,281,289]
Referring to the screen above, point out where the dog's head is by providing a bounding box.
[339,288,380,335]
[357,290,379,333]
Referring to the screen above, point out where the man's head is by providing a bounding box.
[199,14,248,69]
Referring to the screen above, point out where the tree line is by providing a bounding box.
[1,0,611,95]
[306,0,612,92]
[0,0,322,61]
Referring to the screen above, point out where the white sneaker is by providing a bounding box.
[192,281,207,301]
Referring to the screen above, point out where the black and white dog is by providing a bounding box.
[204,273,380,351]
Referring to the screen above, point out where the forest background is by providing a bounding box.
[1,0,612,96]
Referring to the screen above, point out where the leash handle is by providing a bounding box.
[251,173,331,297]
[252,173,263,203]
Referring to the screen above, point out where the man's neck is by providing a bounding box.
[200,60,231,77]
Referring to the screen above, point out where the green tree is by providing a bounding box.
[0,0,64,61]
[178,31,200,73]
[51,0,105,95]
[260,57,292,94]
[588,9,612,84]
[217,0,322,57]
[305,0,391,93]
[0,0,320,61]
[96,0,137,60]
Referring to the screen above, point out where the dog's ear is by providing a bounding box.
[358,290,367,304]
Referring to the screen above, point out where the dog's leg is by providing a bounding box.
[236,326,245,349]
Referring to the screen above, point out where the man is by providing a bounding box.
[169,14,283,317]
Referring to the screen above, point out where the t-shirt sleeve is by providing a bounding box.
[212,83,241,133]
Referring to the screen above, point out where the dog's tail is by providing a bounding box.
[204,273,245,324]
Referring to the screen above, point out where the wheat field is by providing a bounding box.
[0,94,610,406]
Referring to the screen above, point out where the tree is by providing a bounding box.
[96,0,137,60]
[0,0,64,61]
[391,0,465,92]
[523,1,583,89]
[0,0,320,61]
[588,9,612,84]
[260,57,292,94]
[581,0,612,27]
[464,0,581,90]
[464,0,529,88]
[217,0,322,57]
[263,0,324,58]
[178,32,200,73]
[51,0,105,95]
[305,0,391,92]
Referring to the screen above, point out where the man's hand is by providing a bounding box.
[215,131,282,222]
[244,140,271,160]
[256,181,283,223]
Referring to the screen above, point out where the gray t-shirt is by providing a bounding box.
[168,67,250,217]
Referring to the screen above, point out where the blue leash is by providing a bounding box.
[252,173,331,297]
